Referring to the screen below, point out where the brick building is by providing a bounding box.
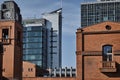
[0,1,23,80]
[0,20,23,80]
[1,1,120,80]
[23,22,120,80]
[23,61,39,78]
[23,61,48,77]
[76,21,120,80]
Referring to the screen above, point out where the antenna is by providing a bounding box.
[61,0,63,8]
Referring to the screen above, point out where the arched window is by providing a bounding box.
[103,45,112,61]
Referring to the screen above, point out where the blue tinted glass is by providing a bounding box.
[23,27,27,31]
[23,38,26,43]
[103,46,112,55]
[32,26,42,31]
[23,26,47,67]
[24,55,42,60]
[23,49,42,55]
[23,55,26,60]
[23,44,26,48]
[26,32,42,37]
[26,37,42,43]
[26,43,42,48]
[103,45,112,61]
[31,61,42,66]
[27,27,32,31]
[23,32,26,36]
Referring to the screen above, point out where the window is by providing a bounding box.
[26,43,42,48]
[17,31,21,42]
[23,55,42,61]
[28,68,33,72]
[23,49,42,55]
[0,43,3,53]
[2,29,9,39]
[2,4,6,9]
[27,27,31,31]
[3,68,5,72]
[103,45,112,61]
[105,25,111,30]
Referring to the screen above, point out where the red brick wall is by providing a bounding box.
[76,21,120,80]
[0,21,22,80]
[76,29,83,80]
[23,61,36,77]
[84,34,120,51]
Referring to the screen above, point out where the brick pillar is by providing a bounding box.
[76,29,83,80]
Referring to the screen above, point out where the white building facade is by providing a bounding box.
[43,8,62,69]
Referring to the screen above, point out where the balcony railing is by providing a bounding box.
[0,38,11,45]
[99,61,117,72]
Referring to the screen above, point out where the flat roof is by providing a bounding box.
[81,0,120,5]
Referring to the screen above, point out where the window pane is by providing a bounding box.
[103,45,112,61]
[23,49,42,55]
[26,43,42,48]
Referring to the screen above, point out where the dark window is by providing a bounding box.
[2,4,6,9]
[17,31,21,42]
[103,45,112,61]
[28,68,33,72]
[28,68,31,72]
[2,29,9,39]
[3,68,5,72]
[105,25,111,30]
[0,43,3,53]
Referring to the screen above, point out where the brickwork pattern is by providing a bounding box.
[76,21,120,80]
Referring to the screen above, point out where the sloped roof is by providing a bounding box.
[78,21,120,33]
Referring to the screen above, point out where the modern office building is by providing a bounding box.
[23,8,62,69]
[43,8,62,69]
[0,1,23,80]
[23,19,47,69]
[81,0,120,27]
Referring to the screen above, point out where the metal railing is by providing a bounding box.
[101,61,116,68]
[0,38,11,45]
[99,61,117,72]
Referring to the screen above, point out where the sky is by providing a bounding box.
[0,0,86,68]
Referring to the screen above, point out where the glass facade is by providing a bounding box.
[23,26,47,69]
[23,9,62,69]
[43,9,62,69]
[81,1,120,27]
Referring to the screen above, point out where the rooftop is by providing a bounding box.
[81,0,120,4]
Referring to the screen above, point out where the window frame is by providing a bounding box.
[102,45,113,61]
